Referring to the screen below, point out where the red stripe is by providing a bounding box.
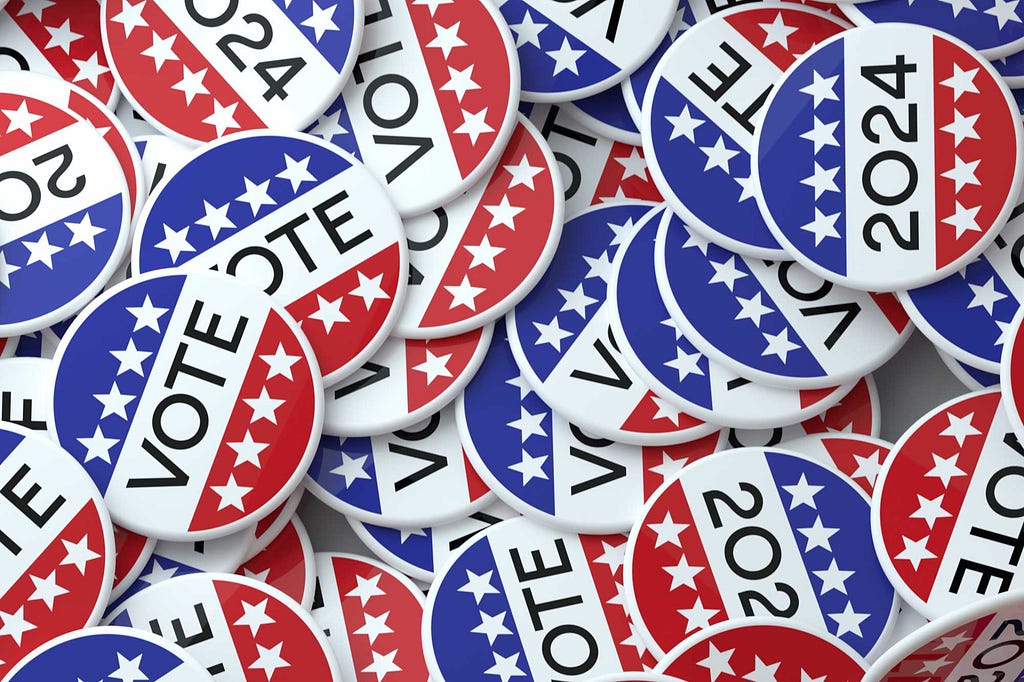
[67,89,139,217]
[112,524,150,586]
[800,377,876,436]
[403,327,485,411]
[236,520,309,606]
[641,431,723,498]
[590,143,663,206]
[0,93,74,156]
[723,7,846,73]
[822,437,890,496]
[798,385,840,409]
[622,390,705,434]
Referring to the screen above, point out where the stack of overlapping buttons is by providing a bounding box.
[5,0,1024,679]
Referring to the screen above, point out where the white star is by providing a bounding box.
[28,571,67,610]
[459,569,498,603]
[0,252,21,288]
[301,2,340,41]
[504,154,544,190]
[801,671,827,682]
[762,327,801,362]
[829,601,870,637]
[510,10,547,47]
[465,236,505,270]
[509,450,548,485]
[111,339,151,376]
[651,395,683,425]
[61,535,100,573]
[236,177,277,216]
[140,559,178,585]
[485,651,526,682]
[607,217,637,246]
[506,375,535,400]
[942,201,982,239]
[850,449,882,487]
[484,195,524,230]
[593,540,626,573]
[234,598,275,636]
[941,110,980,147]
[93,383,136,420]
[559,284,597,318]
[413,0,454,15]
[108,653,147,682]
[249,642,290,678]
[783,473,823,510]
[228,431,269,468]
[967,276,1007,314]
[412,349,453,384]
[331,452,373,488]
[547,37,586,75]
[986,0,1022,28]
[2,100,42,136]
[354,611,393,645]
[935,631,973,651]
[939,0,978,15]
[583,250,615,282]
[533,316,574,351]
[744,656,782,682]
[308,294,349,333]
[664,347,705,382]
[648,510,688,547]
[708,256,747,291]
[445,275,485,310]
[735,291,774,327]
[699,136,740,173]
[350,271,390,308]
[941,64,980,101]
[275,154,317,193]
[620,620,651,657]
[759,12,798,48]
[911,493,952,529]
[141,32,178,71]
[454,107,494,144]
[440,64,480,102]
[679,597,720,634]
[72,52,110,87]
[649,451,690,480]
[172,65,209,105]
[260,343,300,381]
[941,411,981,445]
[126,295,168,332]
[941,155,981,192]
[77,425,119,463]
[427,21,467,58]
[194,200,235,240]
[111,0,147,36]
[203,99,241,138]
[663,317,684,338]
[666,105,705,142]
[800,71,840,108]
[800,116,840,153]
[45,18,83,53]
[211,474,251,511]
[154,224,195,263]
[616,148,648,179]
[735,175,757,202]
[926,452,967,487]
[0,607,34,645]
[664,553,704,590]
[799,206,842,245]
[507,406,547,441]
[797,516,839,551]
[23,232,62,269]
[699,642,736,681]
[347,572,386,605]
[362,649,401,681]
[801,162,840,198]
[18,0,55,20]
[918,656,954,675]
[472,610,512,645]
[244,387,285,424]
[814,558,855,595]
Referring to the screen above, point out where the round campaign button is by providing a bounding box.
[643,4,848,259]
[653,618,868,680]
[873,388,1024,618]
[107,572,340,680]
[396,114,563,339]
[864,591,1024,682]
[656,209,912,389]
[509,202,718,445]
[308,0,518,217]
[424,517,658,681]
[939,348,1000,390]
[101,0,364,144]
[350,498,520,583]
[0,423,116,679]
[323,323,493,437]
[460,318,725,533]
[625,447,898,659]
[497,0,676,103]
[49,270,324,541]
[0,81,131,336]
[611,203,855,429]
[237,517,315,610]
[311,553,430,682]
[783,433,893,496]
[111,526,156,603]
[245,487,305,562]
[563,86,642,146]
[306,405,494,528]
[755,24,1024,291]
[902,205,1024,373]
[525,103,663,219]
[133,130,406,386]
[0,357,51,432]
[0,0,117,106]
[0,626,214,682]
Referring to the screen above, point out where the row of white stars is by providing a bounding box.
[509,10,587,78]
[698,642,831,682]
[926,0,1020,29]
[342,571,405,680]
[0,212,109,289]
[13,0,111,88]
[232,598,292,678]
[421,18,495,144]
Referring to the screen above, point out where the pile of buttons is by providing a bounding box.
[2,0,1024,680]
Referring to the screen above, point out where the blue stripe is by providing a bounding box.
[270,0,360,73]
[6,631,188,681]
[306,435,383,514]
[362,523,435,573]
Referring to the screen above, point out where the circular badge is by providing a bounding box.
[902,205,1024,373]
[396,114,562,338]
[653,618,867,680]
[498,0,676,102]
[0,356,50,431]
[307,0,518,217]
[424,517,658,681]
[107,573,340,680]
[0,423,116,679]
[111,525,157,602]
[49,270,324,541]
[237,517,315,610]
[873,388,1024,618]
[622,0,691,127]
[323,323,493,437]
[611,204,855,428]
[939,348,1000,390]
[460,318,725,532]
[625,447,898,659]
[101,0,364,144]
[643,5,848,259]
[783,433,893,496]
[656,210,912,389]
[133,130,406,386]
[525,103,664,219]
[311,553,430,682]
[0,1,117,106]
[306,405,493,528]
[350,498,520,583]
[1,626,213,682]
[509,202,717,444]
[246,486,305,562]
[0,83,131,336]
[563,86,642,146]
[755,24,1024,291]
[864,591,1024,682]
